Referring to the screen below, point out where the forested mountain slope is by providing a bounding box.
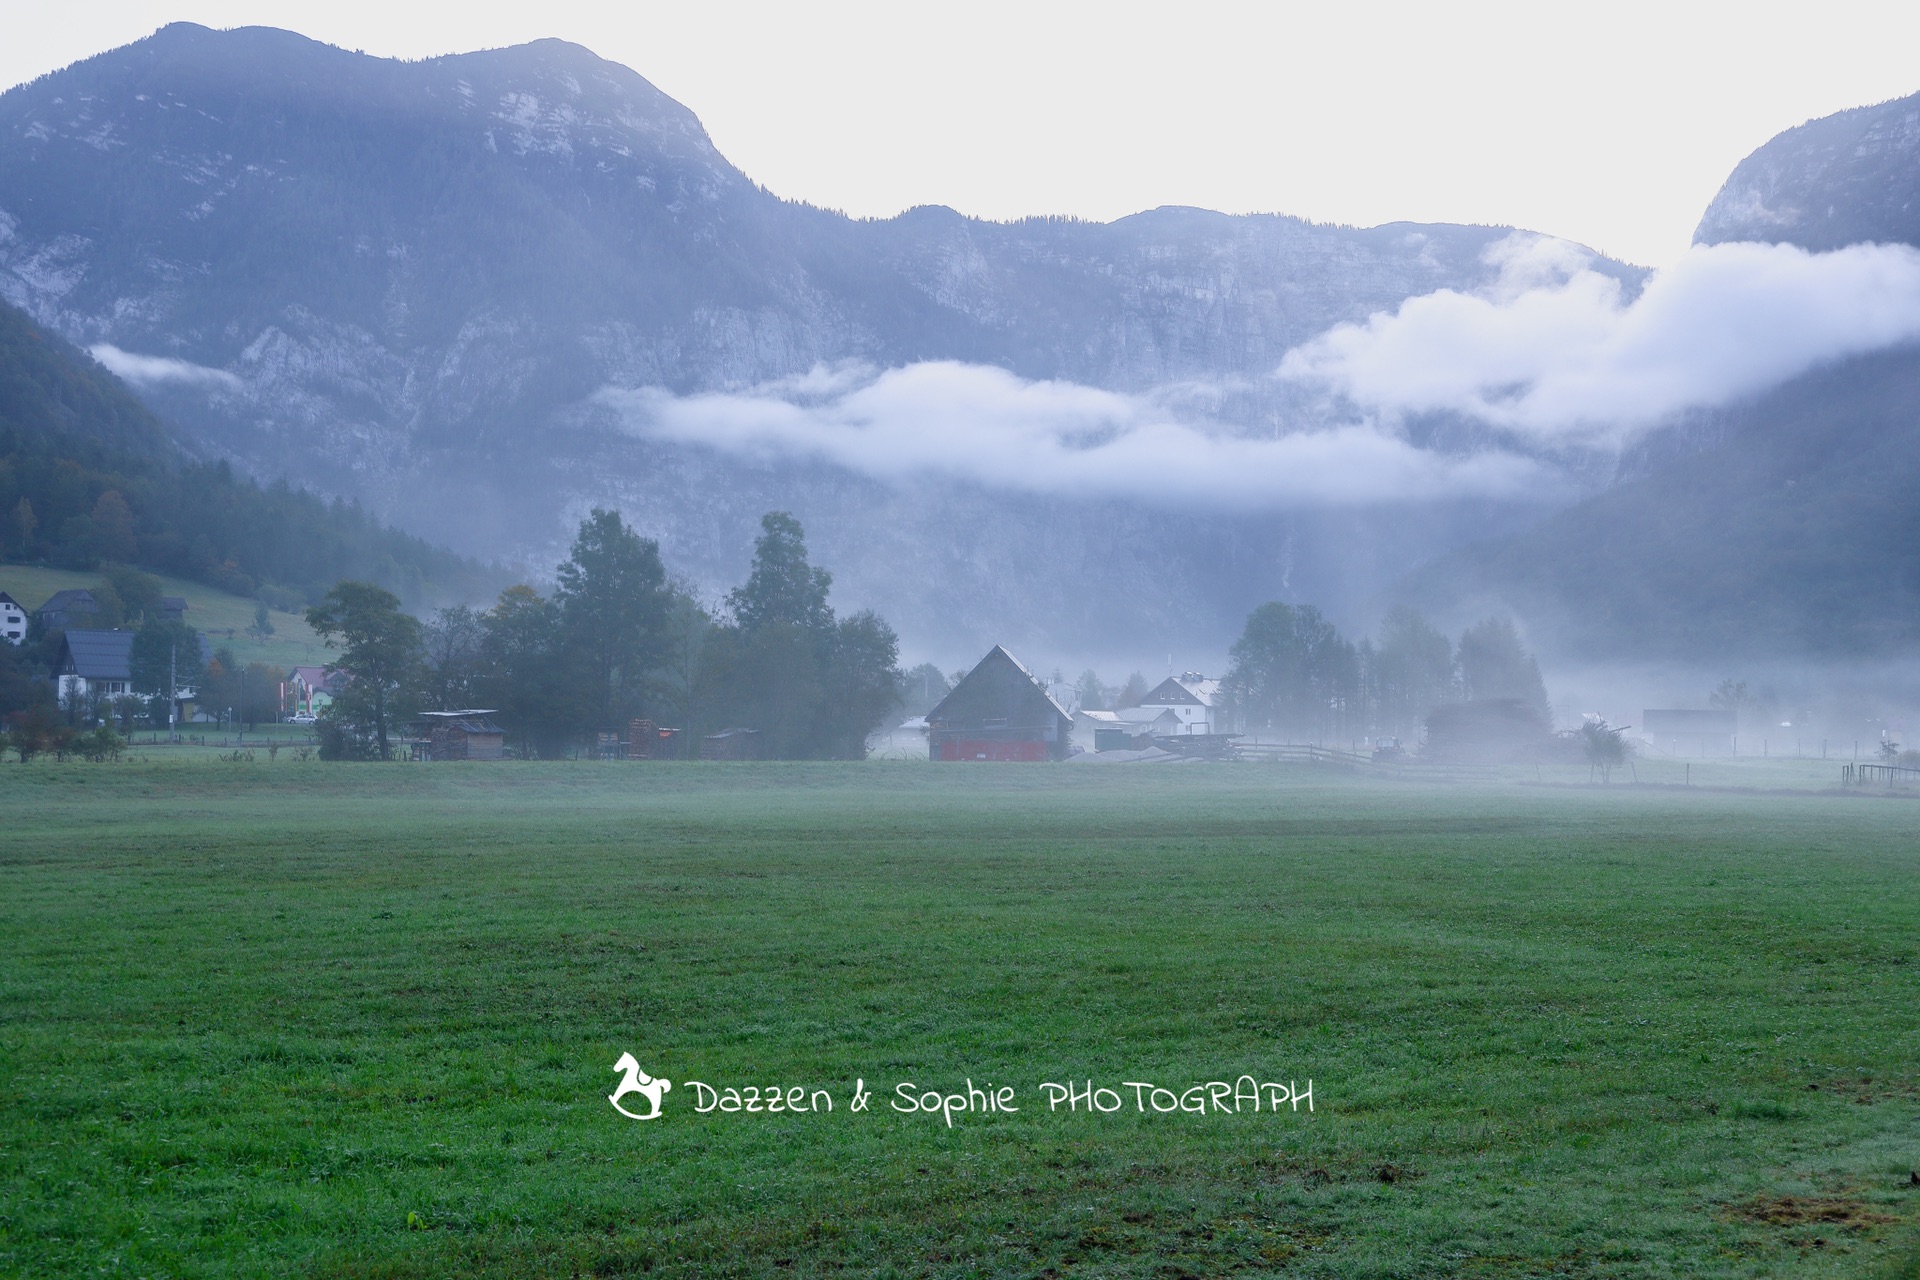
[0,299,495,607]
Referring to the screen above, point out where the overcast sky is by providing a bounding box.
[5,1,1918,268]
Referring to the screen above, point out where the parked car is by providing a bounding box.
[289,712,318,725]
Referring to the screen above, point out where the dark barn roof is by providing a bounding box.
[928,646,1073,760]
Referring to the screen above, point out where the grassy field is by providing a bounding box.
[0,563,330,669]
[4,760,1918,1278]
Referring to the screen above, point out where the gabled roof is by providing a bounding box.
[929,644,1073,723]
[1142,674,1220,707]
[0,590,21,608]
[58,629,134,680]
[287,664,343,689]
[39,588,98,614]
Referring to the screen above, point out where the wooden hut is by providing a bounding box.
[417,710,506,761]
[700,727,762,760]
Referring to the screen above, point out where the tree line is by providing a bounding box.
[1218,603,1551,743]
[309,510,901,760]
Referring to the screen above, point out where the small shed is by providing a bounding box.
[701,727,761,760]
[628,719,682,759]
[417,710,506,761]
[927,645,1073,762]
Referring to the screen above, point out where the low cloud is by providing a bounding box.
[597,361,1551,509]
[1279,236,1920,447]
[90,343,242,392]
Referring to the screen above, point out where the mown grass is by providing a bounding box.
[3,760,1918,1277]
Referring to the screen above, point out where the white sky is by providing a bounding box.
[4,1,1918,268]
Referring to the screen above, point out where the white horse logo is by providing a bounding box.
[609,1052,672,1120]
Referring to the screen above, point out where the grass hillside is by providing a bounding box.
[4,762,1917,1277]
[0,563,332,670]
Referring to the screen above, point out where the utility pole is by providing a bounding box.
[168,642,177,743]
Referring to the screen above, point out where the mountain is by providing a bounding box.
[0,297,495,607]
[1696,90,1920,252]
[1407,91,1920,662]
[0,23,1625,663]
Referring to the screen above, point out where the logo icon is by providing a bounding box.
[609,1052,672,1120]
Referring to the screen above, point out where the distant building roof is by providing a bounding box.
[38,588,99,616]
[0,591,21,608]
[929,644,1073,724]
[1142,674,1220,707]
[159,595,187,614]
[57,629,134,681]
[416,710,504,734]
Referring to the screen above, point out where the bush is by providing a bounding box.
[72,725,125,762]
[316,716,383,761]
[5,705,74,762]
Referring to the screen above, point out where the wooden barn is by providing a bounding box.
[416,710,506,761]
[927,645,1073,762]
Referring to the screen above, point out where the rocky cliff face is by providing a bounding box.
[1696,91,1920,251]
[0,23,1605,662]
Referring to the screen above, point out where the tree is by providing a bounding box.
[91,490,135,562]
[100,564,163,627]
[1115,672,1148,709]
[701,513,899,759]
[728,512,832,636]
[1579,717,1630,783]
[816,610,902,759]
[1223,602,1359,738]
[247,600,276,642]
[1075,669,1110,713]
[306,581,422,760]
[553,509,671,730]
[421,604,485,711]
[1457,618,1550,721]
[900,662,952,717]
[12,497,36,558]
[129,618,204,700]
[478,585,572,758]
[1371,607,1455,737]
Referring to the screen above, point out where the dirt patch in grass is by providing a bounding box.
[1731,1194,1898,1230]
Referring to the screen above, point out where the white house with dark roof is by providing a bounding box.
[0,591,25,644]
[54,629,137,701]
[1138,673,1222,735]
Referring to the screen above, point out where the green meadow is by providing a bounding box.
[4,760,1918,1278]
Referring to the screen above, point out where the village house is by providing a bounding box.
[284,665,343,718]
[53,628,209,715]
[0,591,26,644]
[1138,672,1221,735]
[927,645,1073,762]
[54,629,136,702]
[36,588,101,631]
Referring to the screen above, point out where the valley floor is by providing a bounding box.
[3,760,1917,1277]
